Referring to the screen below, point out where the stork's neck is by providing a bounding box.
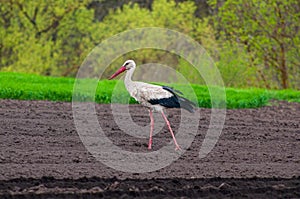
[124,67,135,88]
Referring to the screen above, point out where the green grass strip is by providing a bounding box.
[0,72,299,109]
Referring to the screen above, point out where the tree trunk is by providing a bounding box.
[279,43,289,89]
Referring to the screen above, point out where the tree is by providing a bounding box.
[0,0,95,76]
[209,0,300,89]
[94,0,218,83]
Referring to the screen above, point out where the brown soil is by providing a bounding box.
[0,99,299,198]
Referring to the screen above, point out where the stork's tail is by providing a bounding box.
[162,86,196,113]
[178,96,196,113]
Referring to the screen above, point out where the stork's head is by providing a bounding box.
[108,60,136,80]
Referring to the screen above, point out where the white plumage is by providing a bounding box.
[109,60,195,150]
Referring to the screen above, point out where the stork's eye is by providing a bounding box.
[124,62,129,66]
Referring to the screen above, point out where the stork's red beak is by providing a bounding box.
[108,66,126,80]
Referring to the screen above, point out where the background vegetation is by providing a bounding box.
[0,0,299,89]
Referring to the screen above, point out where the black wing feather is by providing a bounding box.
[162,86,184,95]
[148,86,195,113]
[148,95,180,108]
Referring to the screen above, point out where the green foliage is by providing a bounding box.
[1,0,299,89]
[216,42,258,87]
[95,0,218,80]
[0,0,220,83]
[1,72,299,108]
[208,0,300,89]
[0,0,95,76]
[96,0,200,36]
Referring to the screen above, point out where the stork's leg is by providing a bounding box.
[148,109,154,150]
[161,110,181,150]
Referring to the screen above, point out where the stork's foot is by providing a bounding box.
[148,140,152,150]
[175,145,181,151]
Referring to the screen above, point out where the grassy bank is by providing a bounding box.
[0,72,299,108]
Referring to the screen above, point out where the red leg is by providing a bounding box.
[148,110,154,150]
[161,110,181,150]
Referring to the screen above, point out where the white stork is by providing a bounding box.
[109,60,195,150]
